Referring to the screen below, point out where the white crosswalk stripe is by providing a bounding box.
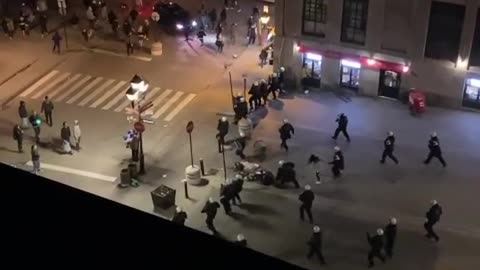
[78,79,115,106]
[19,71,196,122]
[31,72,71,99]
[66,77,103,104]
[20,70,59,97]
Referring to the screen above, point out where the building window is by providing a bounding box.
[341,0,369,45]
[463,79,480,109]
[425,1,465,62]
[302,0,327,37]
[469,9,480,66]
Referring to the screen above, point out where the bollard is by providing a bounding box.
[200,158,205,176]
[182,179,189,199]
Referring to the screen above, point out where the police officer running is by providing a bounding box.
[172,206,188,225]
[279,119,295,152]
[201,197,221,235]
[380,131,399,164]
[424,200,442,242]
[248,81,261,111]
[384,217,397,258]
[307,226,326,265]
[423,132,447,167]
[276,160,300,188]
[232,174,244,205]
[220,180,236,215]
[367,228,386,268]
[329,146,344,178]
[216,117,229,153]
[299,184,314,223]
[332,113,350,142]
[235,133,247,159]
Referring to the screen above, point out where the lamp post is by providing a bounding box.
[125,74,150,175]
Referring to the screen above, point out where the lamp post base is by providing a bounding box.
[185,165,201,186]
[151,42,163,56]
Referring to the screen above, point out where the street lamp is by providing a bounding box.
[125,74,150,175]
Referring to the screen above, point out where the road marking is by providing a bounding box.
[113,87,162,113]
[25,161,116,182]
[164,93,196,121]
[66,77,103,104]
[90,81,126,108]
[78,79,115,106]
[152,91,183,119]
[142,87,162,104]
[47,74,82,99]
[101,85,131,110]
[20,70,59,97]
[31,72,71,99]
[147,89,173,116]
[54,75,92,102]
[88,47,153,62]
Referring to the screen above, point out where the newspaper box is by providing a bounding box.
[408,90,426,114]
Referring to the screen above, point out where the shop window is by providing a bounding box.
[302,53,322,88]
[341,0,369,45]
[340,65,360,88]
[463,79,480,109]
[383,71,400,88]
[302,0,327,37]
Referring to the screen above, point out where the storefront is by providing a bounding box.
[378,70,402,99]
[340,60,361,89]
[463,78,480,109]
[302,52,322,88]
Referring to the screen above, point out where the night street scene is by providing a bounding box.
[1,0,480,269]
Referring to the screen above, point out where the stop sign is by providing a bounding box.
[134,122,145,133]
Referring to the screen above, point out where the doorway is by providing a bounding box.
[340,65,360,89]
[463,79,480,109]
[378,70,401,99]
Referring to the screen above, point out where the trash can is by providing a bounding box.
[409,89,426,115]
[151,185,176,209]
[119,168,130,187]
[128,163,138,179]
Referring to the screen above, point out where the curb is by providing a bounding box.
[83,46,153,62]
[0,59,38,89]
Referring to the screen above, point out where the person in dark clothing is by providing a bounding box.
[201,197,221,234]
[259,49,268,67]
[39,14,48,38]
[260,79,269,106]
[248,81,261,111]
[209,8,217,31]
[126,34,134,55]
[380,131,398,164]
[424,200,442,242]
[232,174,244,205]
[307,226,326,265]
[423,132,447,167]
[279,119,295,152]
[1,18,9,37]
[367,229,386,268]
[29,111,41,143]
[197,28,206,45]
[215,38,224,53]
[216,116,229,153]
[172,206,187,225]
[384,217,397,258]
[31,144,40,174]
[278,67,286,91]
[81,28,89,42]
[299,185,314,223]
[220,180,236,215]
[19,16,29,37]
[215,22,224,40]
[123,20,132,36]
[220,7,227,23]
[40,96,54,126]
[329,146,344,178]
[19,101,29,128]
[111,17,119,36]
[130,131,140,161]
[277,160,300,188]
[234,234,247,247]
[235,133,246,159]
[332,113,350,142]
[233,97,248,124]
[61,121,73,155]
[13,125,24,153]
[247,26,256,45]
[268,73,279,99]
[52,31,62,54]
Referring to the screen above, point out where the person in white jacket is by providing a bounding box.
[73,120,82,151]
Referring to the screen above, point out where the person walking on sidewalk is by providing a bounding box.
[52,31,62,54]
[18,15,29,37]
[380,131,398,164]
[12,125,24,153]
[215,37,225,53]
[259,49,268,68]
[73,120,82,151]
[234,133,247,159]
[232,174,244,205]
[18,101,29,129]
[126,34,134,56]
[384,217,397,258]
[41,96,54,126]
[299,185,314,223]
[307,226,326,265]
[172,206,188,225]
[279,119,294,152]
[29,111,41,144]
[268,73,279,99]
[423,132,447,167]
[248,81,261,111]
[216,116,229,153]
[260,79,269,106]
[197,27,206,46]
[247,25,256,45]
[332,113,350,142]
[220,179,235,215]
[61,121,73,155]
[137,25,146,48]
[367,229,386,268]
[329,146,344,178]
[424,200,442,242]
[39,14,48,38]
[31,144,41,174]
[201,197,221,235]
[130,131,140,161]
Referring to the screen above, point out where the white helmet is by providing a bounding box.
[235,174,242,180]
[176,206,183,212]
[334,146,340,152]
[304,90,309,94]
[305,185,311,190]
[283,119,288,123]
[261,79,266,83]
[280,67,285,72]
[221,116,227,122]
[237,92,243,97]
[237,234,245,241]
[74,120,79,125]
[388,131,394,136]
[376,228,384,235]
[272,72,277,77]
[208,197,215,203]
[278,160,285,166]
[313,226,321,233]
[254,81,259,86]
[240,97,245,102]
[431,132,437,138]
[390,217,397,225]
[431,199,438,205]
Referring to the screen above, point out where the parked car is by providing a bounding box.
[154,1,197,34]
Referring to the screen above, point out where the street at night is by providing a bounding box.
[1,0,480,269]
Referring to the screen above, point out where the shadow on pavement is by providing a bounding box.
[268,99,284,111]
[238,202,279,216]
[236,214,273,230]
[0,146,19,153]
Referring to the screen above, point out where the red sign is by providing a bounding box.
[186,121,194,133]
[134,122,145,133]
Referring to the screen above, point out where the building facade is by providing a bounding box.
[274,0,480,109]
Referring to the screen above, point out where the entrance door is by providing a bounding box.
[462,83,480,109]
[340,65,360,89]
[378,70,401,99]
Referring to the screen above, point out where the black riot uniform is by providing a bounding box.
[279,121,295,152]
[216,118,229,153]
[12,125,24,153]
[172,209,188,225]
[232,176,244,205]
[220,182,236,215]
[277,162,300,188]
[268,74,279,99]
[329,148,344,177]
[332,113,350,141]
[423,135,446,167]
[248,82,261,110]
[307,227,326,264]
[384,219,397,258]
[234,98,248,124]
[380,133,398,164]
[367,230,386,268]
[260,80,269,105]
[201,200,221,234]
[424,201,442,242]
[235,134,246,159]
[299,187,314,223]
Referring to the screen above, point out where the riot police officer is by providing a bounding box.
[329,146,344,178]
[424,132,446,167]
[367,229,386,268]
[332,113,350,142]
[279,119,295,152]
[380,131,398,164]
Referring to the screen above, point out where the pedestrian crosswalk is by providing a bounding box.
[17,70,197,122]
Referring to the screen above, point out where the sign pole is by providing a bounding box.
[188,133,194,167]
[229,71,234,109]
[221,144,227,181]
